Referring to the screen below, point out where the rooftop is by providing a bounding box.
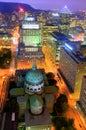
[25,107,52,126]
[62,45,86,63]
[51,31,69,42]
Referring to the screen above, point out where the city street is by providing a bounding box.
[65,107,86,130]
[56,73,86,130]
[0,75,10,113]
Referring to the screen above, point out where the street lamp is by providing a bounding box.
[10,68,14,76]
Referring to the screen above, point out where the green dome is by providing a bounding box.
[25,63,43,84]
[30,95,43,107]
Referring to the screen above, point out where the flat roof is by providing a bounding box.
[25,107,52,126]
[62,47,86,63]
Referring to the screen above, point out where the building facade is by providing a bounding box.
[59,42,86,100]
[79,76,86,117]
[18,16,44,61]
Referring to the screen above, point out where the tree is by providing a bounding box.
[46,72,55,79]
[54,94,69,114]
[67,119,74,126]
[0,48,12,68]
[48,79,57,86]
[52,117,76,130]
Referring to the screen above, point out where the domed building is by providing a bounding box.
[9,62,59,130]
[24,62,44,95]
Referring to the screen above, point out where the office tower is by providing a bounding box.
[18,7,25,21]
[18,16,44,61]
[59,42,86,100]
[60,5,71,15]
[79,76,86,116]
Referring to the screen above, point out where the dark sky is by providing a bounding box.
[0,0,86,11]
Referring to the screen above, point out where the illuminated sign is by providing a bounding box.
[25,17,35,21]
[22,24,39,29]
[65,43,73,51]
[25,48,38,52]
[19,8,24,12]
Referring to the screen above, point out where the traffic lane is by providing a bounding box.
[65,107,86,130]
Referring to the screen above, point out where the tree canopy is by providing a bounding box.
[46,72,55,79]
[52,117,76,130]
[54,94,69,114]
[0,48,12,68]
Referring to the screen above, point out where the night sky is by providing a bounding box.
[0,0,86,11]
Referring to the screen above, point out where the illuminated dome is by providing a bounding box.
[25,62,44,94]
[25,63,43,84]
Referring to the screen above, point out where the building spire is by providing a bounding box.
[32,59,37,71]
[60,5,71,14]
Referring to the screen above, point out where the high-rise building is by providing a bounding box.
[20,16,42,46]
[18,7,25,21]
[59,42,86,100]
[79,76,86,117]
[44,31,69,67]
[42,25,59,45]
[18,16,44,61]
[60,5,71,15]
